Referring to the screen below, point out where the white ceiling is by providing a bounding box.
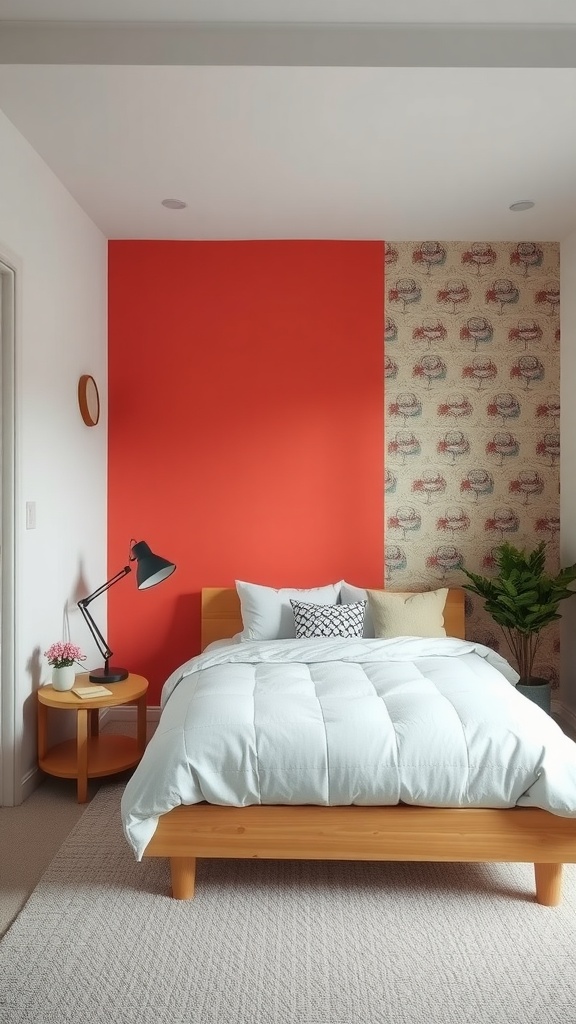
[1,3,576,241]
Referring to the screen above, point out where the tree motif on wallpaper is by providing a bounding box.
[387,430,421,464]
[385,316,398,342]
[485,507,520,539]
[437,507,471,535]
[536,395,560,427]
[460,316,494,351]
[462,357,498,389]
[508,470,544,505]
[384,544,407,583]
[510,354,545,390]
[485,279,520,314]
[388,506,422,540]
[389,278,422,313]
[510,242,543,276]
[437,279,471,314]
[425,544,464,580]
[487,393,521,424]
[412,471,447,504]
[461,243,497,275]
[389,392,422,425]
[460,469,494,501]
[534,281,560,315]
[412,318,447,347]
[384,240,559,680]
[508,319,543,348]
[536,432,560,466]
[412,241,447,274]
[385,355,399,379]
[385,469,398,494]
[412,354,447,388]
[535,513,560,539]
[385,242,399,265]
[438,394,473,419]
[437,430,470,463]
[482,547,500,570]
[486,431,520,466]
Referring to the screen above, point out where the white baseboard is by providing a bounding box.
[21,764,42,802]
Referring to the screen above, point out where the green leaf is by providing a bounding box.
[459,541,576,642]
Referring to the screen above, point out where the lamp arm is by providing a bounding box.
[77,565,132,667]
[79,565,132,607]
[78,600,113,663]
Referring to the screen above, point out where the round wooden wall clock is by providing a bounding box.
[78,374,100,426]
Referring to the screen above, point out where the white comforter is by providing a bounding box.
[121,637,576,860]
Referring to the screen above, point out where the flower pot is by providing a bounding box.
[515,677,551,715]
[51,665,76,691]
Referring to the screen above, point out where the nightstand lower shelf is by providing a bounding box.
[39,734,142,780]
[37,672,149,802]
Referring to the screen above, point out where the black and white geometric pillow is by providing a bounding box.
[290,599,366,639]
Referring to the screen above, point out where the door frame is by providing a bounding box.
[0,253,17,806]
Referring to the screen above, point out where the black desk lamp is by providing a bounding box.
[78,539,176,683]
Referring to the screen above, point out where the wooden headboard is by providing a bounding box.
[201,587,466,649]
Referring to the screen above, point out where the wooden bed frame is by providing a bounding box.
[143,586,576,905]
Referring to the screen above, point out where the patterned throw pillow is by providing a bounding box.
[290,599,366,639]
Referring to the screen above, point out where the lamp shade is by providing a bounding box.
[131,541,176,590]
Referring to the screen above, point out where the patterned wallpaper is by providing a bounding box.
[385,241,560,683]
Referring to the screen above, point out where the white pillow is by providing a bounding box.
[366,588,449,639]
[340,581,375,637]
[235,580,343,641]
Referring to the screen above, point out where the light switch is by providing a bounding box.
[26,501,36,529]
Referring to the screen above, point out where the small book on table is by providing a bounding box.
[72,684,113,699]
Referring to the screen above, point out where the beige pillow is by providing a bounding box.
[366,588,448,638]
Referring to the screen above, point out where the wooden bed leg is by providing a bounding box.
[534,863,563,906]
[170,857,196,900]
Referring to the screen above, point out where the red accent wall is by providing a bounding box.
[108,241,385,703]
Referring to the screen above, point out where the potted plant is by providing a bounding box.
[45,641,86,691]
[460,540,576,713]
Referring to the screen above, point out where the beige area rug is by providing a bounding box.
[2,783,576,1024]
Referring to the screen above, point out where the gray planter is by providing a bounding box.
[515,677,551,715]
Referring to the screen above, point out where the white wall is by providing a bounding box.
[0,108,107,800]
[560,230,576,719]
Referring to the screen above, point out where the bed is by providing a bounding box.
[124,586,576,906]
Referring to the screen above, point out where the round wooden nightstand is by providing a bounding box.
[37,672,148,803]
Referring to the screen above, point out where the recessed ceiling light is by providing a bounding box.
[161,199,187,210]
[509,200,535,212]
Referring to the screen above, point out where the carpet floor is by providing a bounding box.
[2,782,576,1024]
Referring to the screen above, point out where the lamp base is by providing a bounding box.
[89,666,129,684]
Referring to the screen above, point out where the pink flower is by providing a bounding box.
[44,641,86,668]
